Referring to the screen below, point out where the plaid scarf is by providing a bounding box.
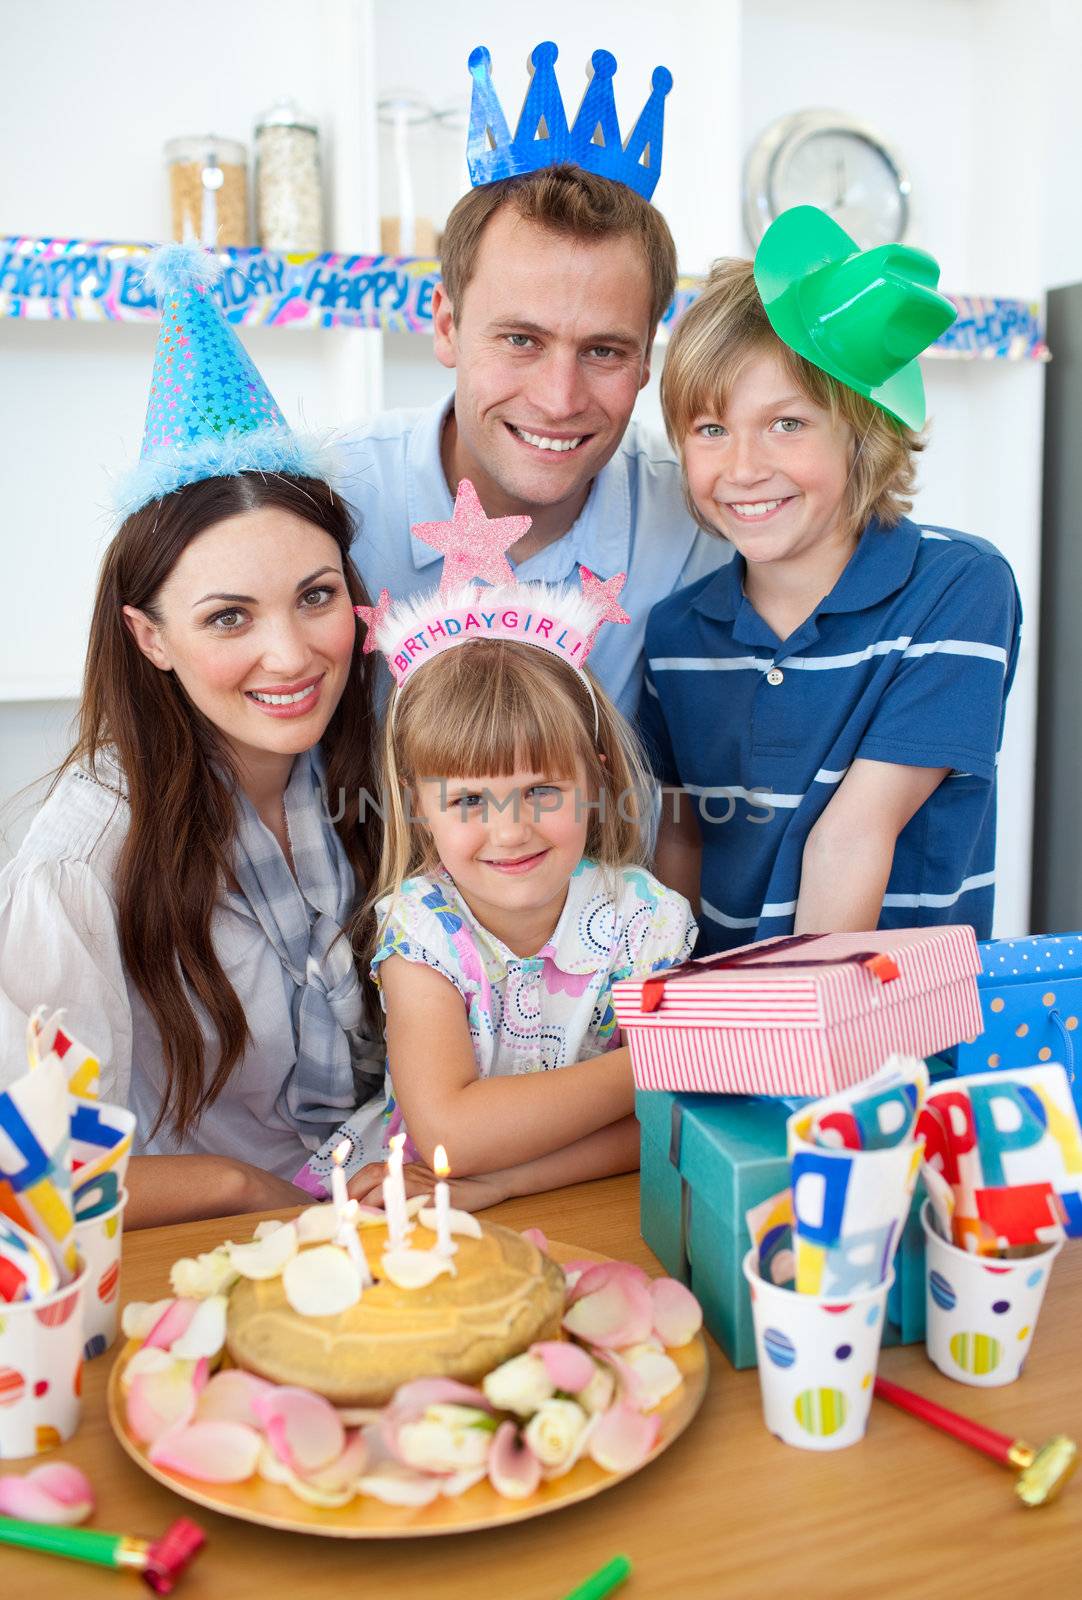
[229,748,384,1151]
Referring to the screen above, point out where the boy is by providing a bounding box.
[640,205,1021,952]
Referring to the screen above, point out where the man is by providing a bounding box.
[341,164,727,717]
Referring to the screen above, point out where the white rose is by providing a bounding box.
[576,1363,617,1416]
[482,1352,555,1417]
[397,1404,494,1474]
[169,1248,238,1299]
[524,1398,589,1473]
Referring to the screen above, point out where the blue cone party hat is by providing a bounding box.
[114,243,330,516]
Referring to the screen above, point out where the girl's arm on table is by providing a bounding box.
[125,1154,309,1229]
[652,786,702,914]
[379,954,635,1175]
[794,758,950,933]
[349,1115,641,1212]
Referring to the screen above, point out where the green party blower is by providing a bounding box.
[0,1514,205,1592]
[561,1554,633,1600]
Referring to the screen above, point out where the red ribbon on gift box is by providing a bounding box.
[639,933,901,1014]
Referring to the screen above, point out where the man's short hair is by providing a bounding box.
[660,257,925,537]
[440,165,678,337]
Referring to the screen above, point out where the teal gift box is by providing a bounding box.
[637,1088,927,1369]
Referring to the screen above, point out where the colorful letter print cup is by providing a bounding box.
[0,1257,88,1458]
[921,1199,1063,1388]
[743,1249,893,1450]
[73,1187,128,1360]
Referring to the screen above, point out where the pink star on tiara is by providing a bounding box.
[579,566,630,658]
[353,588,394,654]
[412,479,531,594]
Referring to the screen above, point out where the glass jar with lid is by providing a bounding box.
[164,135,248,248]
[254,99,324,254]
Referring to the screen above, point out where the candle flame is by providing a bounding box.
[333,1139,350,1168]
[434,1144,450,1180]
[390,1132,406,1154]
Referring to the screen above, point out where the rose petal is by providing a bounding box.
[587,1403,661,1473]
[300,1429,368,1494]
[169,1295,228,1361]
[253,1386,345,1474]
[562,1275,655,1349]
[195,1369,277,1429]
[143,1298,199,1350]
[380,1247,455,1290]
[389,1377,492,1418]
[440,1464,488,1498]
[120,1346,175,1393]
[282,1245,361,1316]
[257,1441,293,1484]
[296,1205,341,1244]
[148,1420,262,1482]
[596,1350,648,1412]
[566,1260,651,1306]
[405,1195,426,1218]
[252,1220,284,1239]
[650,1278,703,1348]
[0,1464,95,1525]
[227,1222,299,1280]
[126,1363,198,1445]
[121,1299,175,1342]
[418,1204,482,1240]
[520,1227,549,1252]
[487,1420,542,1500]
[356,1463,443,1507]
[621,1344,683,1409]
[529,1340,597,1394]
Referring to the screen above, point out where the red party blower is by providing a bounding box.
[874,1377,1077,1507]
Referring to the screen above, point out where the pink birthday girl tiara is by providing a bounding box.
[354,479,630,727]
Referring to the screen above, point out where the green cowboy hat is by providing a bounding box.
[753,205,957,429]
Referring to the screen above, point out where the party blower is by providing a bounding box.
[0,1515,205,1591]
[875,1378,1077,1506]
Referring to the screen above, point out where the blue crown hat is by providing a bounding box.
[466,41,672,201]
[114,243,332,516]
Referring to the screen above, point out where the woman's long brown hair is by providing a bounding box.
[58,473,381,1140]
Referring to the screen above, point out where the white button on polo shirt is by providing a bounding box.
[766,667,784,686]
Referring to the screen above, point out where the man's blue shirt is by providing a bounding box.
[638,519,1022,953]
[338,395,728,717]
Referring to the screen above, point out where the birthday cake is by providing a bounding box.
[117,1194,705,1511]
[225,1213,565,1405]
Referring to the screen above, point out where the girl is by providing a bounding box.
[306,569,696,1210]
[0,248,383,1226]
[641,205,1021,953]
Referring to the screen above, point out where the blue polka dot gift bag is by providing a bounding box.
[949,935,1082,1115]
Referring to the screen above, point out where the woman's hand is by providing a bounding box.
[346,1159,510,1213]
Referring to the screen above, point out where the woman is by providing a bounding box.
[0,247,384,1226]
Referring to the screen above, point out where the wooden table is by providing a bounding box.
[8,1175,1081,1599]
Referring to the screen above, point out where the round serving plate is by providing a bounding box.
[107,1239,708,1538]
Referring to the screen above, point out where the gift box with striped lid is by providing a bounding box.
[612,926,982,1099]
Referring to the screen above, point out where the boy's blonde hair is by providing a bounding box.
[360,640,651,958]
[660,257,925,537]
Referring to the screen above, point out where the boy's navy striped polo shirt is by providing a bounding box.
[638,518,1022,955]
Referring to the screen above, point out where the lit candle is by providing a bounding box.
[433,1144,456,1257]
[330,1139,351,1225]
[383,1132,410,1251]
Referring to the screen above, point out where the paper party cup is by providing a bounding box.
[921,1199,1063,1388]
[73,1187,128,1360]
[743,1249,894,1451]
[0,1255,88,1459]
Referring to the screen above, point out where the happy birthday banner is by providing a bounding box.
[0,237,1050,359]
